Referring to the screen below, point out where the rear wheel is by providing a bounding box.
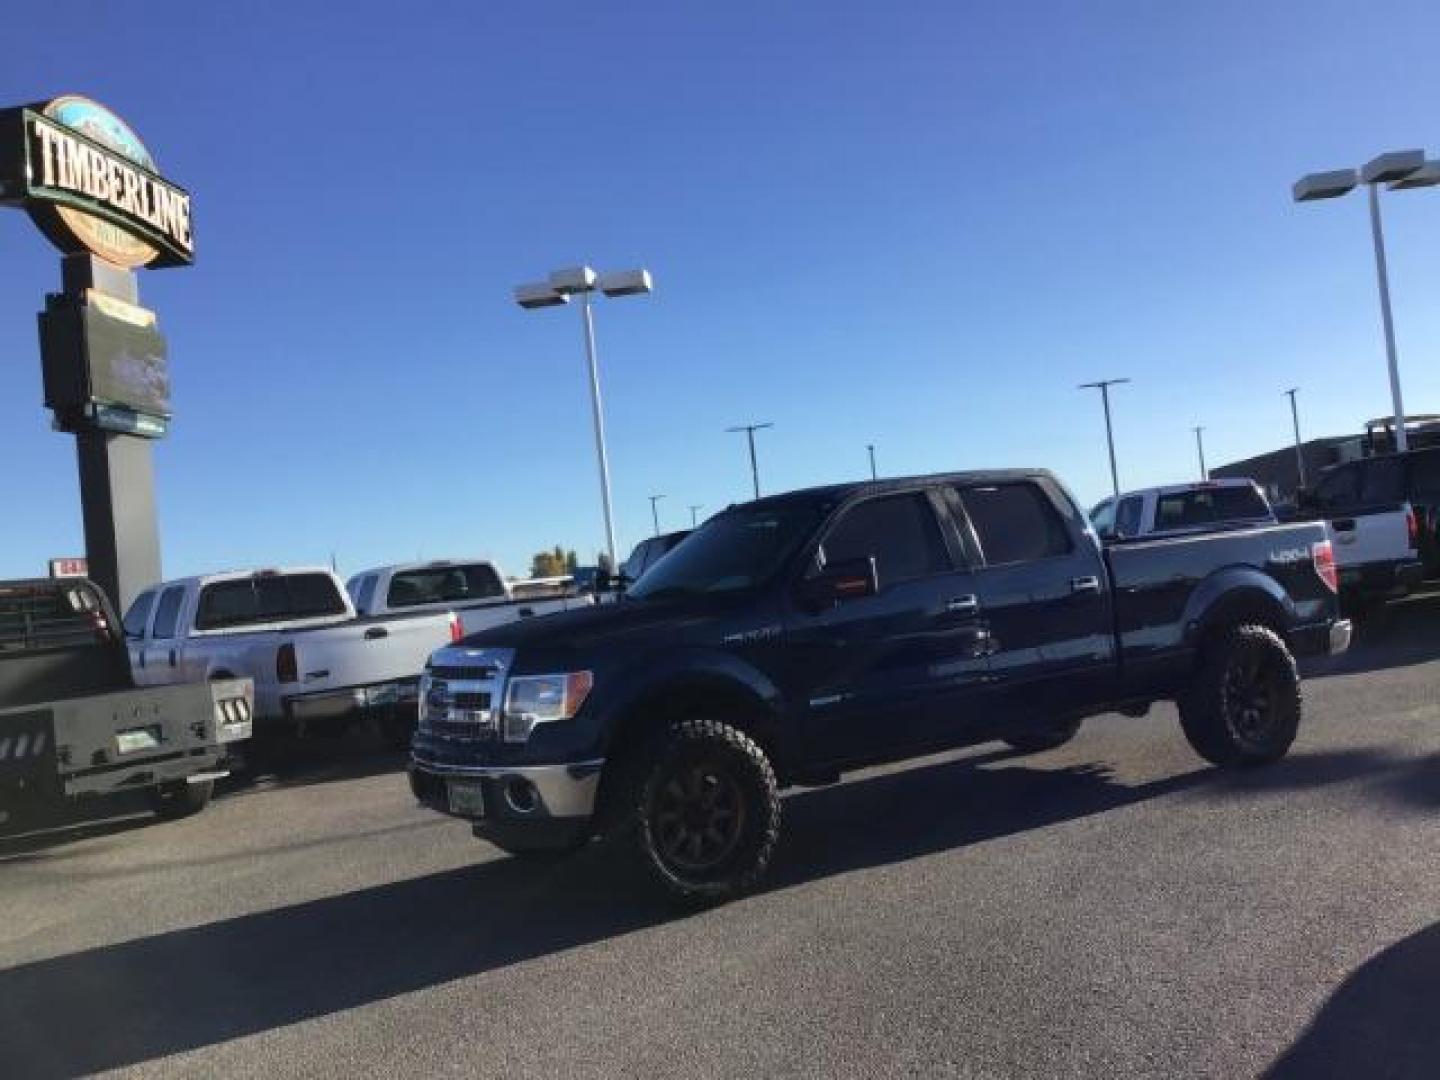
[619,718,781,905]
[1178,624,1300,767]
[147,779,214,820]
[1004,717,1082,754]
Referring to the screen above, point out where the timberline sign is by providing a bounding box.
[0,95,193,269]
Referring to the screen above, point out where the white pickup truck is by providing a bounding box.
[345,559,591,636]
[123,567,461,744]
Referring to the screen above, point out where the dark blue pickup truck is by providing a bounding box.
[410,470,1350,902]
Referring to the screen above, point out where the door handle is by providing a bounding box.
[168,649,177,667]
[946,594,980,615]
[138,650,146,669]
[364,626,388,640]
[1071,576,1102,594]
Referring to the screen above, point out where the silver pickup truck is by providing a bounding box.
[1,577,252,823]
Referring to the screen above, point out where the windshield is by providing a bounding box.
[627,504,821,600]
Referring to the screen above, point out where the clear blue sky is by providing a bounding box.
[3,1,1440,581]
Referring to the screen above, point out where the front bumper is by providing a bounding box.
[409,756,604,849]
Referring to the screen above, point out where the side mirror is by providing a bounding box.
[798,557,878,610]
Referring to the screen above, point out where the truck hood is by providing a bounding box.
[460,596,738,654]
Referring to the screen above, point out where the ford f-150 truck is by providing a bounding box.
[409,470,1350,903]
[125,568,460,746]
[345,559,592,637]
[2,577,253,822]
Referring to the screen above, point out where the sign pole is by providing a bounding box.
[60,254,161,611]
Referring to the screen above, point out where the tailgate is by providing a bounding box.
[4,679,253,799]
[291,614,453,692]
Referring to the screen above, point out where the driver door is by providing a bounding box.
[785,488,994,767]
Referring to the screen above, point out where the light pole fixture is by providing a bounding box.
[648,493,665,536]
[1284,387,1307,489]
[1078,378,1130,498]
[866,443,877,480]
[688,503,703,527]
[726,422,774,500]
[1192,426,1207,481]
[1294,150,1440,453]
[513,265,653,573]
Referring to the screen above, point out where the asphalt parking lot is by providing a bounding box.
[3,598,1439,1079]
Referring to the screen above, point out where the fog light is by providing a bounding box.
[504,778,538,814]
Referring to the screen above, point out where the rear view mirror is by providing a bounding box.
[799,557,878,610]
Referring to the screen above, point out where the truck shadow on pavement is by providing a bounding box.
[0,746,1406,1077]
[1265,921,1440,1079]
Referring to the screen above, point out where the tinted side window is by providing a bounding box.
[151,586,185,639]
[819,493,950,587]
[123,590,156,639]
[958,483,1074,565]
[1090,499,1115,536]
[1115,497,1143,538]
[355,575,378,614]
[1315,464,1360,511]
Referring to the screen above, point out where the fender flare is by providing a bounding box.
[1180,566,1295,651]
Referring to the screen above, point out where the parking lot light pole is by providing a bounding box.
[726,422,774,500]
[514,266,653,575]
[688,504,703,527]
[867,444,877,480]
[1078,379,1129,498]
[1192,426,1207,481]
[649,494,665,536]
[1294,152,1440,453]
[1284,387,1307,489]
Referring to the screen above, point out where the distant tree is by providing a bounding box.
[566,550,579,572]
[531,551,563,578]
[596,551,614,574]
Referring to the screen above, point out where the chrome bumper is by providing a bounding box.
[410,757,604,818]
[1329,618,1353,656]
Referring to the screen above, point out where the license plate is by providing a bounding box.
[446,779,486,818]
[116,727,160,754]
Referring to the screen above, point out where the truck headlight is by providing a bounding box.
[502,671,594,743]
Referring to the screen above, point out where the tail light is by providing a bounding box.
[449,613,463,643]
[1407,506,1419,550]
[276,642,298,683]
[1312,540,1339,594]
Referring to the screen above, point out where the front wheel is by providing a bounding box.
[147,779,214,820]
[621,718,781,905]
[1178,625,1300,767]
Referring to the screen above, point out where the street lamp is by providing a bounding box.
[648,493,666,536]
[514,265,653,573]
[1284,387,1307,489]
[726,422,774,500]
[1294,150,1440,453]
[1192,426,1207,481]
[688,503,703,527]
[1078,378,1130,497]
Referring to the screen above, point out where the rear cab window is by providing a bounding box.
[385,564,505,608]
[1154,486,1269,530]
[957,482,1073,565]
[195,573,347,631]
[1314,463,1361,512]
